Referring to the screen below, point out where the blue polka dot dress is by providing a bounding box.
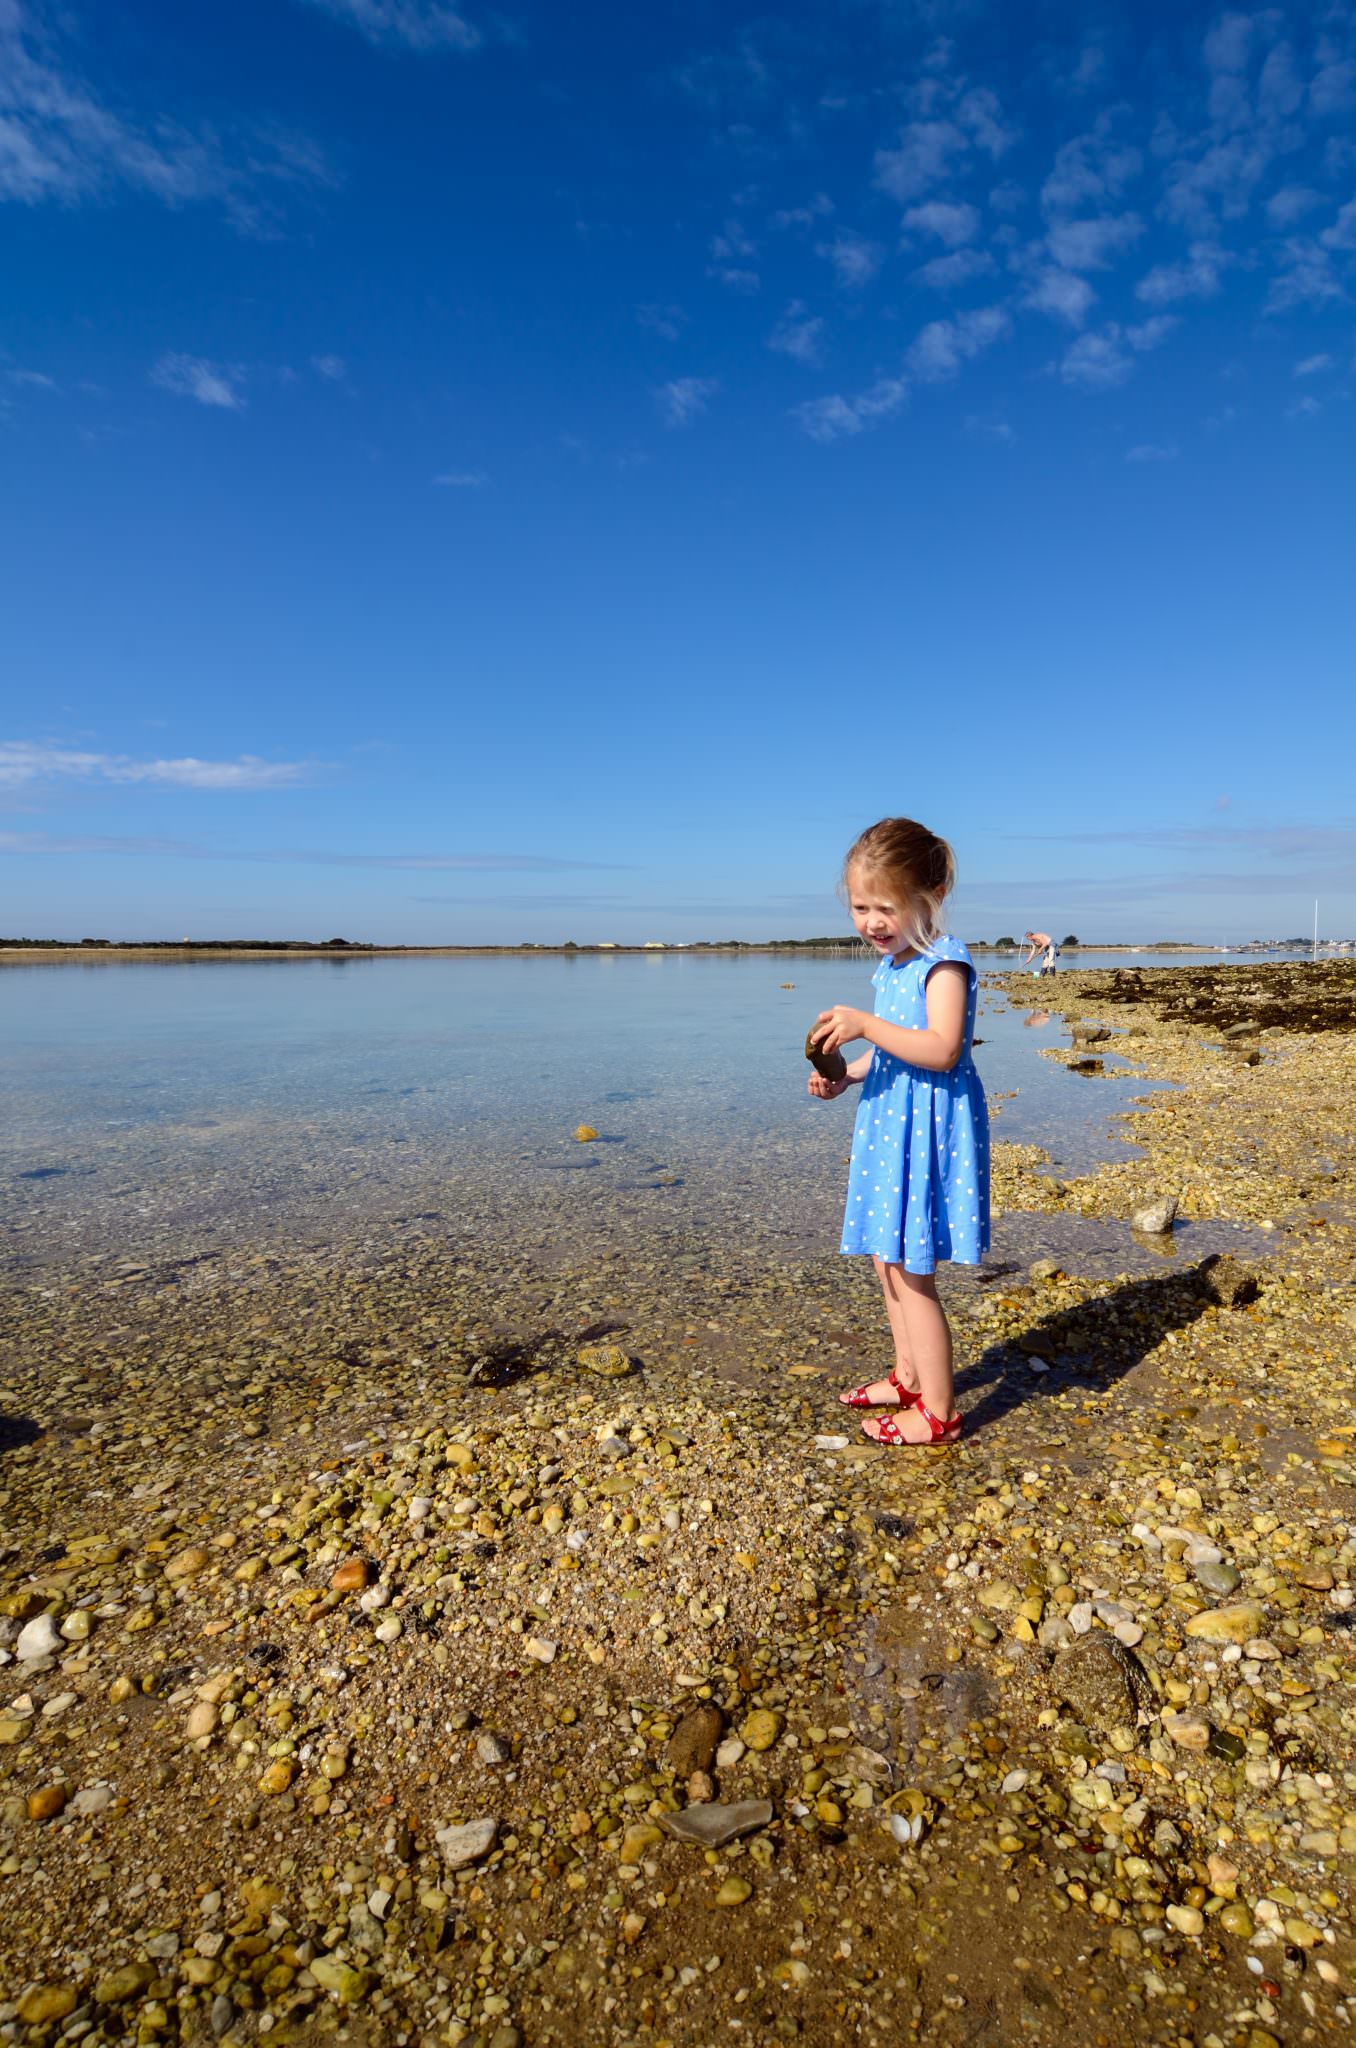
[839,935,991,1274]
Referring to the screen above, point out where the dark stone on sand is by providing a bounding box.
[668,1703,725,1777]
[1054,1635,1150,1731]
[1196,1254,1261,1308]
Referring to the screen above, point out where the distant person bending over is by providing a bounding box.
[807,817,990,1446]
[1020,929,1058,976]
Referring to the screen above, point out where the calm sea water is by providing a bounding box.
[0,951,1304,1278]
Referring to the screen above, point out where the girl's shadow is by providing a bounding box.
[957,1261,1242,1433]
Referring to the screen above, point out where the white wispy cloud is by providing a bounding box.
[1266,184,1323,227]
[432,470,485,486]
[1321,197,1356,250]
[908,305,1010,382]
[656,377,718,427]
[1041,118,1141,216]
[0,0,334,228]
[875,89,1013,206]
[1266,236,1343,313]
[1061,316,1177,391]
[902,199,980,247]
[1293,352,1333,377]
[298,0,482,51]
[816,230,882,288]
[770,193,833,230]
[792,376,908,444]
[767,301,824,365]
[310,353,348,381]
[150,354,247,411]
[1285,394,1322,419]
[6,365,55,388]
[914,248,996,291]
[1126,442,1179,462]
[1045,211,1143,271]
[1136,241,1230,304]
[965,416,1014,443]
[0,742,312,790]
[1023,267,1096,326]
[636,304,686,340]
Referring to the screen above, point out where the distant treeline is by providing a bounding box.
[0,937,379,952]
[3,935,1083,953]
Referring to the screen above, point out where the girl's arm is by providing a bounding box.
[813,963,969,1074]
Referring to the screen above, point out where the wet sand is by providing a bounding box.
[1,962,1353,2048]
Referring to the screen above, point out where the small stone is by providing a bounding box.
[1197,1254,1260,1307]
[1054,1634,1151,1730]
[1165,1904,1204,1936]
[573,1124,599,1142]
[664,1800,773,1849]
[95,1963,154,2004]
[619,1823,663,1865]
[1194,1558,1242,1597]
[436,1817,498,1869]
[15,1613,62,1662]
[407,1495,432,1521]
[186,1701,219,1740]
[1131,1195,1178,1235]
[70,1784,113,1816]
[17,1988,79,2025]
[741,1708,783,1752]
[477,1732,511,1765]
[210,1993,237,2038]
[715,1736,746,1769]
[331,1558,373,1593]
[309,1956,372,2004]
[715,1876,752,1906]
[774,1959,812,1987]
[1219,1903,1254,1938]
[165,1546,211,1581]
[1185,1602,1265,1644]
[687,1771,715,1802]
[668,1703,725,1777]
[1162,1711,1212,1752]
[27,1784,68,1822]
[59,1609,93,1642]
[258,1759,297,1796]
[577,1343,633,1379]
[524,1636,557,1664]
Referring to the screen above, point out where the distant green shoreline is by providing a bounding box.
[0,938,1257,960]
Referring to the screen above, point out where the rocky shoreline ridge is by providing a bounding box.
[1,961,1353,2048]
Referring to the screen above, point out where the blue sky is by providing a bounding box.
[2,0,1354,944]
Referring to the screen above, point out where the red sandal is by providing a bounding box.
[863,1401,963,1447]
[839,1367,922,1411]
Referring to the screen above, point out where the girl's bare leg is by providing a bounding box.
[863,1269,957,1442]
[840,1256,920,1405]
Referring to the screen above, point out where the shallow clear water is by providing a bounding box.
[0,952,1276,1276]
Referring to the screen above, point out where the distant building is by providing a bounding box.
[643,940,666,950]
[597,941,619,949]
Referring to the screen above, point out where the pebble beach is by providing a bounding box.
[2,960,1354,2048]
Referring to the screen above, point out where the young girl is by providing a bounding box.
[808,817,990,1446]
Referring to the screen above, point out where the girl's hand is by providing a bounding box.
[807,1072,851,1099]
[812,1006,868,1054]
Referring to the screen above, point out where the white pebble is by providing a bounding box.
[15,1614,62,1663]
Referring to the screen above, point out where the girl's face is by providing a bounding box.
[847,865,912,957]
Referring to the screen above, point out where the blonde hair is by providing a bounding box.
[843,817,956,955]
